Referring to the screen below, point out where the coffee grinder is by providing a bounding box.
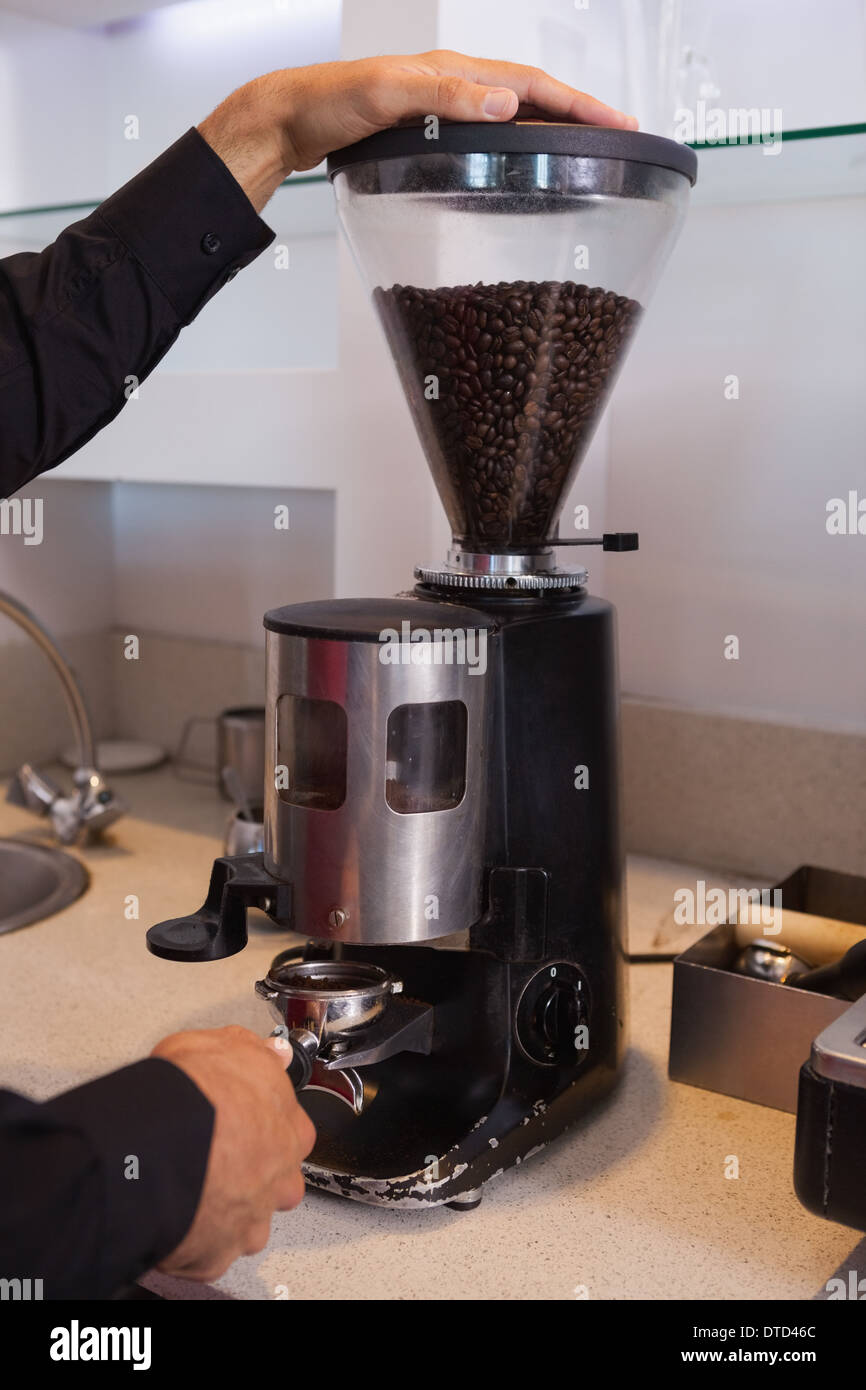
[148,123,696,1208]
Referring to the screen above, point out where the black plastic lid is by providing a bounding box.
[327,120,698,186]
[264,596,499,641]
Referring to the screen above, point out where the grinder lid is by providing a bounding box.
[327,119,698,186]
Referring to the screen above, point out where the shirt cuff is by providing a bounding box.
[96,127,275,325]
[43,1057,214,1294]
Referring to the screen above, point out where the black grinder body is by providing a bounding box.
[147,585,627,1207]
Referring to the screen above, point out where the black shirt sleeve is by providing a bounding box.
[0,1058,214,1299]
[0,126,275,497]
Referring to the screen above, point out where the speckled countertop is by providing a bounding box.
[0,767,860,1301]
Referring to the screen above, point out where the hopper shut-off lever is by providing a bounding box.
[548,532,639,551]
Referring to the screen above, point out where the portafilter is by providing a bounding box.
[256,958,403,1092]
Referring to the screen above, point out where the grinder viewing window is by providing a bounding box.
[147,121,696,1209]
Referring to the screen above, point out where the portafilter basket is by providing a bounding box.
[256,959,404,1089]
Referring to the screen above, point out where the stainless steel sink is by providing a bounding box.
[0,838,88,934]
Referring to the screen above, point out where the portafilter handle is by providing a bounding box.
[270,1027,318,1090]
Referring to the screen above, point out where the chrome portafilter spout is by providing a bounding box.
[256,958,433,1114]
[275,1025,368,1115]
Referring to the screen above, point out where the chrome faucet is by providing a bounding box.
[0,589,125,843]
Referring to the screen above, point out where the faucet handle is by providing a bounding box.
[72,768,126,836]
[6,763,61,816]
[6,762,124,842]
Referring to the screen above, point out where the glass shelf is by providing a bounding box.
[687,124,866,205]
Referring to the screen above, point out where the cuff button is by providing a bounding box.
[201,232,222,255]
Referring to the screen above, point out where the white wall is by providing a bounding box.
[0,479,114,635]
[606,193,866,733]
[438,0,866,142]
[0,476,334,648]
[0,479,115,770]
[0,475,335,769]
[439,0,628,111]
[111,480,334,645]
[0,2,181,27]
[440,0,866,735]
[443,0,866,138]
[0,11,108,209]
[629,0,866,136]
[101,0,341,189]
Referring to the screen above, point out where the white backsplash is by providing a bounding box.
[0,478,334,770]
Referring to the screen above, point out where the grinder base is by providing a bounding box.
[290,938,624,1210]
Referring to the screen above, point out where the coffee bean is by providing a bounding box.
[374,279,640,546]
